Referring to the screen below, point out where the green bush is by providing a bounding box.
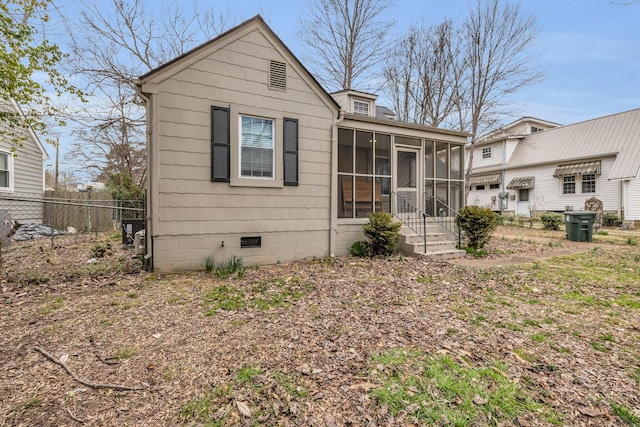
[363,212,401,256]
[540,212,563,230]
[349,240,370,257]
[457,206,498,249]
[603,213,620,227]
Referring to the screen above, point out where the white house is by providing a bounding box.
[468,110,640,223]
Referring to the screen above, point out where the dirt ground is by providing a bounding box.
[1,227,639,426]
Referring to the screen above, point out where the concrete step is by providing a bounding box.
[403,232,447,244]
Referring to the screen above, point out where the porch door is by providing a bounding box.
[517,188,530,216]
[394,146,420,215]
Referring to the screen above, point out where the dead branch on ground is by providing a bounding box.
[34,347,146,391]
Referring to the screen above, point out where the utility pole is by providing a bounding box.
[55,137,59,191]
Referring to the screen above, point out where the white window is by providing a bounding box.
[239,115,274,178]
[582,173,596,193]
[563,175,576,194]
[353,100,369,116]
[0,153,12,191]
[482,147,491,159]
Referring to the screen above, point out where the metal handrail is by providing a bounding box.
[424,193,461,248]
[391,191,428,254]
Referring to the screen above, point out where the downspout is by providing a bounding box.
[329,109,345,257]
[135,83,154,270]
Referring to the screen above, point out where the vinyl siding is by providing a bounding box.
[502,157,620,213]
[146,26,336,271]
[625,178,640,220]
[0,100,46,222]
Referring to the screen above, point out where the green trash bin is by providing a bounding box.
[563,211,596,242]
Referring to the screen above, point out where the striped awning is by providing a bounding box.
[469,173,502,186]
[506,176,535,190]
[553,161,601,177]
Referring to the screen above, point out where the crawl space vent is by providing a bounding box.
[269,60,287,90]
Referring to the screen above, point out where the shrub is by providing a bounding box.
[603,213,620,227]
[540,212,563,230]
[363,212,401,256]
[349,240,370,257]
[457,206,498,249]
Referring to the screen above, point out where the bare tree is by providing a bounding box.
[383,20,462,127]
[298,0,394,91]
[62,0,232,191]
[461,0,541,200]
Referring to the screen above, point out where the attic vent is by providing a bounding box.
[269,60,287,90]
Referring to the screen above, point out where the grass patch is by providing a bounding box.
[38,296,65,315]
[610,402,640,426]
[204,285,246,315]
[204,277,311,316]
[627,367,640,385]
[589,341,608,352]
[181,386,232,424]
[369,348,559,425]
[237,365,263,383]
[625,237,638,246]
[113,346,137,359]
[615,295,640,309]
[530,332,548,343]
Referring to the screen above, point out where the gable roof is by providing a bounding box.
[507,108,640,180]
[476,116,562,145]
[138,15,340,113]
[1,98,48,159]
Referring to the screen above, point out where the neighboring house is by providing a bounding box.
[137,15,468,272]
[468,110,640,223]
[0,98,48,225]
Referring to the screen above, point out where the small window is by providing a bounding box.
[269,60,287,90]
[582,173,596,193]
[489,183,500,190]
[531,126,541,133]
[353,100,369,116]
[0,153,9,188]
[240,115,274,178]
[482,147,491,159]
[475,184,485,191]
[519,189,529,201]
[563,175,576,194]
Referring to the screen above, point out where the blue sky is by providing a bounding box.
[254,0,640,126]
[46,0,640,177]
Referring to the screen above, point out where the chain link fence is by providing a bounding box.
[0,192,145,248]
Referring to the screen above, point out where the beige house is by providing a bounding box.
[468,110,640,223]
[137,15,467,272]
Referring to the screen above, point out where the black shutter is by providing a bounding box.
[283,118,298,186]
[211,106,230,182]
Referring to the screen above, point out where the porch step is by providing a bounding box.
[397,225,465,259]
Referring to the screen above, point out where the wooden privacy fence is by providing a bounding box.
[43,191,143,232]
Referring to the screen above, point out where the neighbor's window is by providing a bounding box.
[531,126,541,133]
[353,100,369,116]
[482,147,491,159]
[475,184,485,191]
[582,173,596,193]
[490,183,500,190]
[0,153,9,188]
[563,175,576,194]
[240,115,274,178]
